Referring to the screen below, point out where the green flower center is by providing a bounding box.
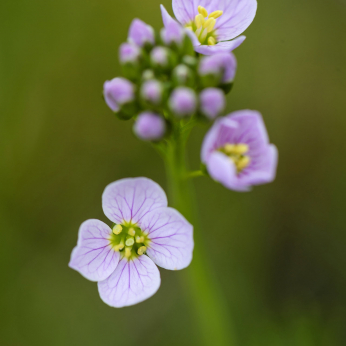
[185,5,223,46]
[219,143,251,173]
[109,222,149,260]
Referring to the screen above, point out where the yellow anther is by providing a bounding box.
[198,6,208,18]
[136,236,145,243]
[236,156,251,171]
[208,36,216,45]
[224,144,236,154]
[137,246,147,256]
[112,224,122,235]
[114,243,124,251]
[125,247,132,258]
[203,18,216,32]
[195,14,205,29]
[234,144,249,155]
[209,10,223,19]
[125,237,135,246]
[128,228,136,236]
[186,26,193,31]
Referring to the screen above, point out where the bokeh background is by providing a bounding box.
[1,0,346,345]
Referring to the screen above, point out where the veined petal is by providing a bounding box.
[139,207,194,270]
[98,256,160,308]
[69,220,120,282]
[172,0,195,25]
[102,177,168,225]
[195,36,245,55]
[161,4,176,27]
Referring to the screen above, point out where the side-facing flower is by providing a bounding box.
[201,110,278,191]
[134,112,166,141]
[69,178,193,307]
[161,0,257,55]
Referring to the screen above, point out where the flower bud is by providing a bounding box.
[161,20,185,47]
[172,64,195,87]
[103,78,135,113]
[169,87,197,117]
[150,47,176,71]
[140,80,164,106]
[128,19,155,48]
[119,42,141,64]
[199,53,237,88]
[141,69,156,81]
[199,88,226,120]
[133,112,166,141]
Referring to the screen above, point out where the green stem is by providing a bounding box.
[164,124,237,346]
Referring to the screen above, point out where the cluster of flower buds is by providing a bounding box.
[103,18,237,141]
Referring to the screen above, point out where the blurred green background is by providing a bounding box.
[1,0,346,345]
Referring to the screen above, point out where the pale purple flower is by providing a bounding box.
[119,42,141,64]
[199,52,237,84]
[200,88,225,119]
[69,178,193,307]
[169,87,197,117]
[140,80,163,105]
[201,110,278,191]
[134,112,166,141]
[128,19,155,47]
[103,78,135,112]
[161,0,257,55]
[150,47,170,67]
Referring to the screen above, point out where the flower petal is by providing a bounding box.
[139,207,194,270]
[214,0,257,41]
[207,151,250,192]
[69,220,120,282]
[128,19,155,47]
[98,256,161,308]
[195,36,245,55]
[172,0,195,25]
[161,4,175,27]
[102,177,168,225]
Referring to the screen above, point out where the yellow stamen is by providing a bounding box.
[186,26,193,31]
[114,242,124,251]
[224,144,236,154]
[125,247,132,258]
[209,10,223,19]
[125,237,135,246]
[199,28,208,43]
[208,37,216,45]
[136,236,145,243]
[198,6,208,18]
[203,18,216,33]
[112,224,122,235]
[128,228,136,236]
[236,156,251,171]
[233,144,249,155]
[137,246,147,256]
[195,14,205,29]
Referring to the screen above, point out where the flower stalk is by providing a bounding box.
[163,124,237,346]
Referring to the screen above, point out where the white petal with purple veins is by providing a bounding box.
[98,256,161,308]
[102,177,168,225]
[140,207,194,270]
[69,219,120,282]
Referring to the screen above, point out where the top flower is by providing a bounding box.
[161,0,257,55]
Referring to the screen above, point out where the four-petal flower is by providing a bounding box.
[69,178,194,307]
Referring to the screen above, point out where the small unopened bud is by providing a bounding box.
[119,42,141,64]
[169,87,197,117]
[199,88,225,120]
[150,47,176,70]
[128,19,155,48]
[103,78,135,113]
[133,112,166,141]
[140,79,164,106]
[161,20,185,46]
[142,69,155,81]
[172,64,195,87]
